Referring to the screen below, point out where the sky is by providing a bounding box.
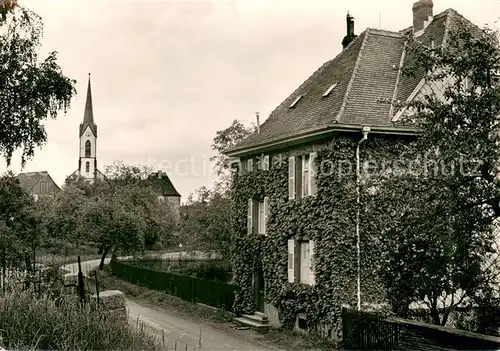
[1,0,499,200]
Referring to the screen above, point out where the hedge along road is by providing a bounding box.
[61,254,274,351]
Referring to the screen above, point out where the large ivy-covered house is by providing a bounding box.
[224,0,483,337]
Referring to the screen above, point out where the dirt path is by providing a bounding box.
[126,299,272,351]
[65,257,274,351]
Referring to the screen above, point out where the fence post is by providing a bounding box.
[77,256,86,305]
[342,307,347,349]
[1,247,5,294]
[94,270,100,307]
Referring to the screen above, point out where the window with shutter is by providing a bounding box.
[288,157,295,200]
[287,239,295,283]
[262,155,270,170]
[247,199,253,234]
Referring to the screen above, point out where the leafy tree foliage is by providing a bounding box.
[210,119,254,191]
[0,4,76,166]
[38,184,88,250]
[52,162,177,268]
[180,187,231,259]
[0,172,43,267]
[180,119,252,258]
[372,24,500,327]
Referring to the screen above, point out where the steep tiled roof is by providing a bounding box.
[16,171,61,193]
[228,8,478,154]
[145,172,181,197]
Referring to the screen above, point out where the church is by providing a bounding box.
[66,74,181,215]
[17,74,181,213]
[67,74,106,183]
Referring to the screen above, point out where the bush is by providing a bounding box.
[130,259,233,282]
[0,289,162,350]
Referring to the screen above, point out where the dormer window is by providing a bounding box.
[289,95,303,108]
[322,83,338,97]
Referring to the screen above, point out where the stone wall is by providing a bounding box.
[91,290,127,321]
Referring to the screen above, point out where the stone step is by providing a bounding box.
[234,316,270,329]
[242,313,269,323]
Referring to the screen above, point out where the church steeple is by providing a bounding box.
[79,73,97,137]
[68,73,105,184]
[83,73,94,124]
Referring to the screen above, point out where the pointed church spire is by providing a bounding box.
[83,73,94,124]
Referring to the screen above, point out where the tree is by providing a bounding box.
[103,160,153,187]
[0,172,43,268]
[371,24,500,327]
[78,192,146,270]
[67,161,176,268]
[0,0,17,22]
[210,119,254,191]
[180,120,253,258]
[180,187,231,259]
[38,184,89,250]
[0,5,76,166]
[103,161,176,250]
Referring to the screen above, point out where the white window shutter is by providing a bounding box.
[288,157,295,200]
[287,239,295,283]
[309,240,316,285]
[310,152,317,195]
[264,196,269,235]
[247,199,253,234]
[263,155,270,170]
[302,156,307,197]
[248,159,253,172]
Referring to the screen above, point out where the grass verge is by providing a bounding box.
[0,288,163,350]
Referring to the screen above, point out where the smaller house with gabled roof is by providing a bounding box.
[145,170,181,218]
[16,171,61,201]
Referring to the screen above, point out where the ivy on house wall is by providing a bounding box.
[230,134,413,332]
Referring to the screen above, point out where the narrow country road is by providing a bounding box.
[127,299,271,350]
[61,255,272,351]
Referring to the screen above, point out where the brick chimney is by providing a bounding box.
[342,13,357,49]
[412,0,433,33]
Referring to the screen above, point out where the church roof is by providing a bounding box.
[80,74,97,137]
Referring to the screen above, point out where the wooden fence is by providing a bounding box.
[342,307,500,350]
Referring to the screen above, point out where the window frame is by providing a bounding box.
[85,140,91,158]
[287,238,316,285]
[289,152,317,200]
